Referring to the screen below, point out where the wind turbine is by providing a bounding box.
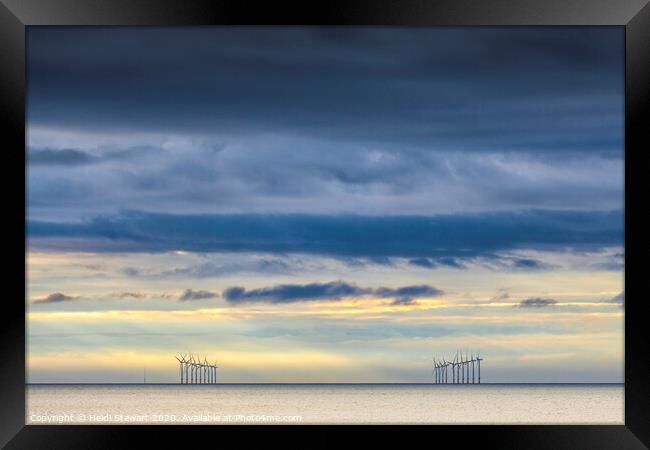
[432,358,437,384]
[451,352,454,384]
[461,351,467,384]
[471,352,475,384]
[186,354,191,384]
[175,355,184,384]
[182,354,189,384]
[462,350,466,384]
[191,354,198,384]
[451,354,458,384]
[463,350,467,384]
[442,357,448,384]
[183,354,191,384]
[202,356,208,384]
[213,360,219,384]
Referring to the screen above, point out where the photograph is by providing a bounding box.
[25,26,624,425]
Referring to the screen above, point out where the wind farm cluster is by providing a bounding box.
[432,351,483,384]
[173,351,482,384]
[175,354,219,384]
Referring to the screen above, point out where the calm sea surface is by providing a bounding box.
[26,384,623,425]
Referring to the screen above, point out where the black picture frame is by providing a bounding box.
[1,0,648,448]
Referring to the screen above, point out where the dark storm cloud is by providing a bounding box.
[28,149,96,166]
[338,256,396,268]
[408,257,466,269]
[390,297,419,306]
[121,267,140,277]
[511,258,547,270]
[27,27,623,156]
[224,281,367,304]
[608,291,624,304]
[375,285,443,299]
[593,261,625,271]
[27,146,158,167]
[518,297,558,308]
[590,252,624,271]
[26,28,624,225]
[469,255,553,272]
[33,293,77,304]
[377,285,443,307]
[26,142,624,220]
[490,292,510,302]
[178,289,219,301]
[27,209,623,257]
[222,281,442,304]
[160,259,292,279]
[114,292,146,299]
[408,258,437,268]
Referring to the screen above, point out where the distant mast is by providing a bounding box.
[144,366,146,384]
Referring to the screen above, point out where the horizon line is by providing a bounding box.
[25,382,624,386]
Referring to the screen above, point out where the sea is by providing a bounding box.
[26,384,624,425]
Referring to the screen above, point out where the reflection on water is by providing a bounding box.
[26,384,623,424]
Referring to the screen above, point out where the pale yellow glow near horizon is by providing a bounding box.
[28,349,359,371]
[26,329,623,377]
[27,302,623,323]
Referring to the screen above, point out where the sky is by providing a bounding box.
[26,27,624,383]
